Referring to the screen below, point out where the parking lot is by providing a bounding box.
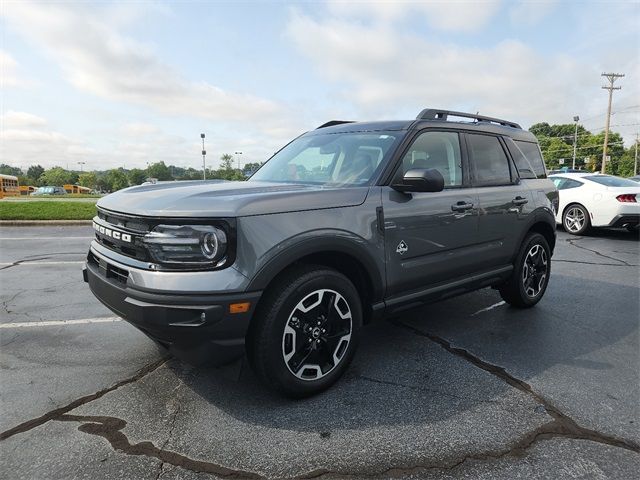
[1,225,638,479]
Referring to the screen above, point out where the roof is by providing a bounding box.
[306,120,414,135]
[548,172,596,178]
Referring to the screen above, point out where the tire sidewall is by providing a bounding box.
[262,269,362,396]
[515,233,551,307]
[563,203,590,235]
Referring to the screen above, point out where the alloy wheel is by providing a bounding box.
[522,244,548,298]
[564,207,586,233]
[281,289,352,381]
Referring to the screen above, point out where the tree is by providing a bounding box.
[0,164,22,176]
[147,161,172,181]
[78,172,98,189]
[26,165,44,182]
[106,169,129,191]
[39,167,77,186]
[127,168,147,186]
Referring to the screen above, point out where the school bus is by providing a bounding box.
[0,174,20,199]
[19,185,36,195]
[63,184,92,194]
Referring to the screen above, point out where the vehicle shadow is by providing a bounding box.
[557,225,639,241]
[169,273,638,433]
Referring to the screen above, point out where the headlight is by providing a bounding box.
[142,224,228,267]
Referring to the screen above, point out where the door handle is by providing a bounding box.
[451,201,474,212]
[512,196,528,206]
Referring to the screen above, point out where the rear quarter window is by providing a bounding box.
[514,140,547,179]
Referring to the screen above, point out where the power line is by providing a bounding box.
[601,72,625,173]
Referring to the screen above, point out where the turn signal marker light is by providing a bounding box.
[229,302,251,314]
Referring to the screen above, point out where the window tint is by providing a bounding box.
[398,131,463,187]
[551,177,583,190]
[583,175,639,187]
[467,134,511,186]
[505,137,536,179]
[514,141,547,179]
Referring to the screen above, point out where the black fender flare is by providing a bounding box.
[246,231,385,302]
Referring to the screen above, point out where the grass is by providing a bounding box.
[0,201,97,220]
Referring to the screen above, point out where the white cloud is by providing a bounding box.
[1,50,24,88]
[286,9,638,140]
[327,0,502,32]
[509,0,558,26]
[1,110,48,129]
[1,2,282,123]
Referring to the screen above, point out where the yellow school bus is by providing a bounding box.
[19,185,36,195]
[0,174,20,199]
[63,184,92,194]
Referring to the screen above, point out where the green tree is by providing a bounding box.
[40,167,77,186]
[106,169,129,191]
[26,165,44,182]
[0,164,22,176]
[127,168,147,186]
[147,161,172,181]
[78,172,98,189]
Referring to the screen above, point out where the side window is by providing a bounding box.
[551,177,565,189]
[559,179,583,190]
[466,134,512,186]
[505,137,536,179]
[397,131,463,187]
[514,141,547,179]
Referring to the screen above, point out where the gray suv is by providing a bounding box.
[83,109,558,397]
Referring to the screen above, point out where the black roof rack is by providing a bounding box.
[416,109,521,129]
[316,120,355,129]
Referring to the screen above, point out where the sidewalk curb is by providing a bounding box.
[0,220,93,226]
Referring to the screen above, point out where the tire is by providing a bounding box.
[562,203,590,235]
[246,265,362,398]
[499,232,551,308]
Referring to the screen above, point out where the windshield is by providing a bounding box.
[583,175,639,187]
[249,131,402,186]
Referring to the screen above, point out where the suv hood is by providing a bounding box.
[97,180,370,218]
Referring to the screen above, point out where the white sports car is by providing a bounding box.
[549,173,640,235]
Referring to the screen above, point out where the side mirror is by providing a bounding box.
[392,168,445,193]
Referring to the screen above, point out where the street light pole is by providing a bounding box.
[201,133,206,180]
[635,132,638,176]
[572,116,579,170]
[77,161,86,173]
[234,151,243,170]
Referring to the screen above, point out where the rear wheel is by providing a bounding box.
[499,232,551,308]
[247,265,361,397]
[563,204,590,235]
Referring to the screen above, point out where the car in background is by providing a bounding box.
[31,186,67,196]
[629,175,640,182]
[549,173,640,234]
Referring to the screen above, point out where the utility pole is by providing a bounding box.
[600,72,624,173]
[235,151,243,170]
[572,115,579,169]
[634,132,638,176]
[201,133,207,180]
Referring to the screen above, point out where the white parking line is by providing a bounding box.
[0,261,85,266]
[0,237,93,240]
[0,317,121,329]
[471,301,506,316]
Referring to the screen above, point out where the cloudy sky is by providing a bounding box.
[1,0,638,171]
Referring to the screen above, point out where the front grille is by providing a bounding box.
[94,208,150,261]
[88,252,129,285]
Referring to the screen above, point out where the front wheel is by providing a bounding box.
[247,265,362,397]
[499,232,551,308]
[563,204,590,235]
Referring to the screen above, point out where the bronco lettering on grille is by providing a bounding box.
[93,221,132,243]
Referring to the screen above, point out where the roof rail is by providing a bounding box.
[316,120,355,129]
[416,109,521,129]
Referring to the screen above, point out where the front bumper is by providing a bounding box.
[83,247,261,365]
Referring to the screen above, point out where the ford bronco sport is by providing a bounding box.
[84,109,558,397]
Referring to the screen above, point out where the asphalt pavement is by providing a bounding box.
[0,225,638,479]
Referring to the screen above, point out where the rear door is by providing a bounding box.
[465,133,535,269]
[382,130,482,298]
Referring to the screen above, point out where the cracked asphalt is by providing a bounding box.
[0,226,638,479]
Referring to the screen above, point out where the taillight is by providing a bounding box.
[616,194,637,203]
